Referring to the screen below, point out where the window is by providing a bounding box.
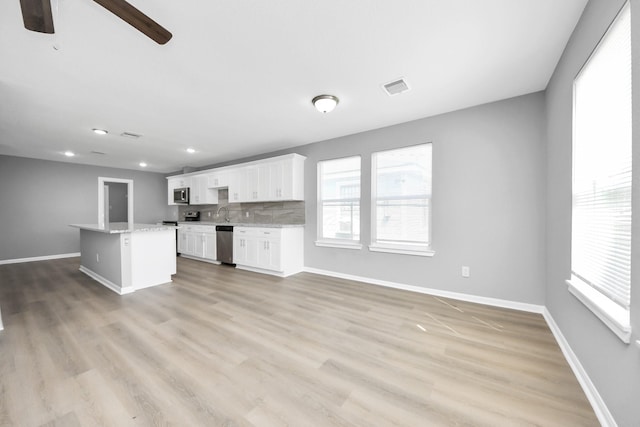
[569,2,632,342]
[316,156,361,248]
[370,143,433,256]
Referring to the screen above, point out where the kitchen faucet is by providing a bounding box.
[216,206,230,222]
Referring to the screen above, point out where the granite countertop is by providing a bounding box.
[69,223,179,234]
[177,222,304,228]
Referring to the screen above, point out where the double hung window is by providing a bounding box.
[569,2,632,342]
[317,156,361,248]
[370,144,433,256]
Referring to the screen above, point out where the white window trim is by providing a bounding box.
[567,1,632,344]
[317,156,362,245]
[315,240,363,250]
[371,143,433,254]
[566,277,631,343]
[368,242,435,257]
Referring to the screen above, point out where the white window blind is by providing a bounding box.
[371,144,432,255]
[317,156,361,242]
[570,1,632,336]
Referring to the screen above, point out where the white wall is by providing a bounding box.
[545,0,640,425]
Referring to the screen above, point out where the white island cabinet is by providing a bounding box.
[69,223,177,295]
[233,226,303,277]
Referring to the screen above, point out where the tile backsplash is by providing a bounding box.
[178,189,305,224]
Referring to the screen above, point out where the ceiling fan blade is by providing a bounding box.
[93,0,172,45]
[19,0,55,33]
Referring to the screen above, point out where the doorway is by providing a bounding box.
[98,177,134,229]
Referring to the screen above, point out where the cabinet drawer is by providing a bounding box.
[235,227,281,238]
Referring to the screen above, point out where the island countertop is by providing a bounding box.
[69,223,178,234]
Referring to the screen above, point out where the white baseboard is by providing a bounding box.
[0,307,3,331]
[302,267,545,314]
[0,252,80,265]
[78,266,135,295]
[542,309,616,427]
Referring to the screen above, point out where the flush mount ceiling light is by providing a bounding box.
[312,95,339,113]
[186,148,196,154]
[139,162,147,167]
[92,128,108,135]
[64,151,75,157]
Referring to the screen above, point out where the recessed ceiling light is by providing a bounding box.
[139,162,147,167]
[121,132,142,139]
[186,148,196,154]
[92,128,108,135]
[64,151,75,157]
[312,95,339,113]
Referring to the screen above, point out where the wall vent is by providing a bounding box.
[382,78,410,96]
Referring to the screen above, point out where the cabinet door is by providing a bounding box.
[228,168,243,203]
[203,233,216,261]
[242,164,270,202]
[269,161,284,200]
[257,237,281,271]
[233,236,246,264]
[208,170,229,188]
[244,235,259,266]
[178,229,187,253]
[186,233,197,255]
[191,177,202,204]
[268,157,301,201]
[265,238,281,271]
[194,234,205,258]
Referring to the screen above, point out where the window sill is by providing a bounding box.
[566,277,631,343]
[368,243,435,257]
[315,240,362,250]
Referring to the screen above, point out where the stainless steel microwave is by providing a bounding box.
[173,187,190,204]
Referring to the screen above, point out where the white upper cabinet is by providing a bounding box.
[269,156,304,200]
[167,153,305,205]
[190,175,218,205]
[167,176,192,205]
[207,170,230,188]
[241,163,270,202]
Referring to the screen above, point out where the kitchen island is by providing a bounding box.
[69,223,177,295]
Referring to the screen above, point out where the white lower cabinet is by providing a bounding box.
[233,227,303,277]
[178,225,217,262]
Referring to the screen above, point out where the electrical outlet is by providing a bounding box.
[208,212,211,217]
[245,211,249,218]
[462,266,470,278]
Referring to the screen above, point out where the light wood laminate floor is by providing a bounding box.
[0,257,598,426]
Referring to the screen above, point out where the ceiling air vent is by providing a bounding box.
[382,78,410,96]
[120,132,142,139]
[90,151,106,155]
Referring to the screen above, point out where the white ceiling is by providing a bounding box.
[0,0,587,173]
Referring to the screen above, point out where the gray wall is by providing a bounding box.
[301,93,547,305]
[0,155,171,261]
[545,0,640,425]
[105,182,128,223]
[195,92,547,305]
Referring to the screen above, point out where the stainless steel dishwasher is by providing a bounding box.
[216,225,234,264]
